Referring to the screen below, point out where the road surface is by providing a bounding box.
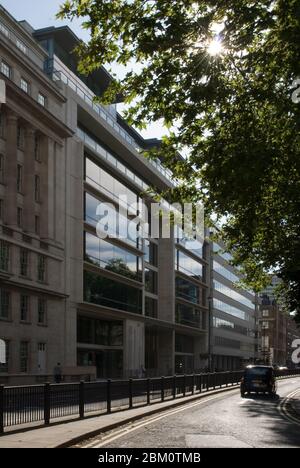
[76,378,300,448]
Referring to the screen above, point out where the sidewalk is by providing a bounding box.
[0,386,238,448]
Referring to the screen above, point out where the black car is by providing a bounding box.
[240,365,277,397]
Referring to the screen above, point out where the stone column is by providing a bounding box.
[23,126,36,234]
[157,232,175,322]
[5,110,18,227]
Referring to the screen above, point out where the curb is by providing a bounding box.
[56,385,240,448]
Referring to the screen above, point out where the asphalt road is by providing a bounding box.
[77,378,300,448]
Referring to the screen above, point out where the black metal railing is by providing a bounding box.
[0,368,299,433]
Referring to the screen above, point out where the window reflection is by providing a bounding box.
[85,231,142,281]
[84,270,142,314]
[77,316,123,346]
[176,303,203,329]
[145,268,158,294]
[175,277,200,304]
[176,250,203,281]
[85,192,140,249]
[85,156,138,214]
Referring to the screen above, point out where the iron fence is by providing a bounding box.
[0,368,299,433]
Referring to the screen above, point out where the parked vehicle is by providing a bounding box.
[240,365,277,397]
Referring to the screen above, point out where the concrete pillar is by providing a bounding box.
[5,110,18,226]
[158,234,175,322]
[158,329,174,376]
[23,126,36,234]
[124,319,145,378]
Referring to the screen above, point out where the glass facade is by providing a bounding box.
[175,277,199,304]
[77,349,123,379]
[85,156,138,213]
[0,289,10,319]
[85,231,142,281]
[213,299,251,321]
[77,316,123,346]
[145,268,158,294]
[175,303,203,329]
[84,270,142,314]
[85,192,140,249]
[0,240,9,271]
[213,260,240,283]
[144,240,158,266]
[213,317,255,337]
[176,250,203,281]
[214,280,255,309]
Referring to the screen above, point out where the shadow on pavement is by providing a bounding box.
[239,392,300,447]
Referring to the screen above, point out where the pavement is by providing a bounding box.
[0,386,239,448]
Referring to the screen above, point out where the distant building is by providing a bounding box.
[258,275,300,366]
[210,241,258,371]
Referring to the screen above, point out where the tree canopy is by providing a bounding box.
[58,0,300,318]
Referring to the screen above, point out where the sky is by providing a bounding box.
[0,0,165,139]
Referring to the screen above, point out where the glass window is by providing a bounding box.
[1,61,11,78]
[85,156,138,213]
[17,164,22,192]
[16,39,27,54]
[38,93,46,107]
[213,317,250,336]
[176,303,202,328]
[0,340,9,373]
[214,280,255,310]
[262,309,269,317]
[0,240,9,271]
[144,240,158,266]
[213,260,240,283]
[175,277,200,304]
[34,134,41,161]
[77,316,123,346]
[176,250,203,280]
[84,270,142,314]
[213,299,251,321]
[145,296,158,318]
[20,249,29,277]
[0,289,10,319]
[0,22,9,38]
[145,268,157,294]
[20,295,29,322]
[85,192,140,248]
[35,175,40,202]
[20,78,29,93]
[37,255,46,282]
[17,125,24,148]
[20,341,29,372]
[85,232,142,281]
[214,336,240,349]
[0,154,4,182]
[38,298,46,324]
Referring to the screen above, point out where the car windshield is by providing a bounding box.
[245,367,271,377]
